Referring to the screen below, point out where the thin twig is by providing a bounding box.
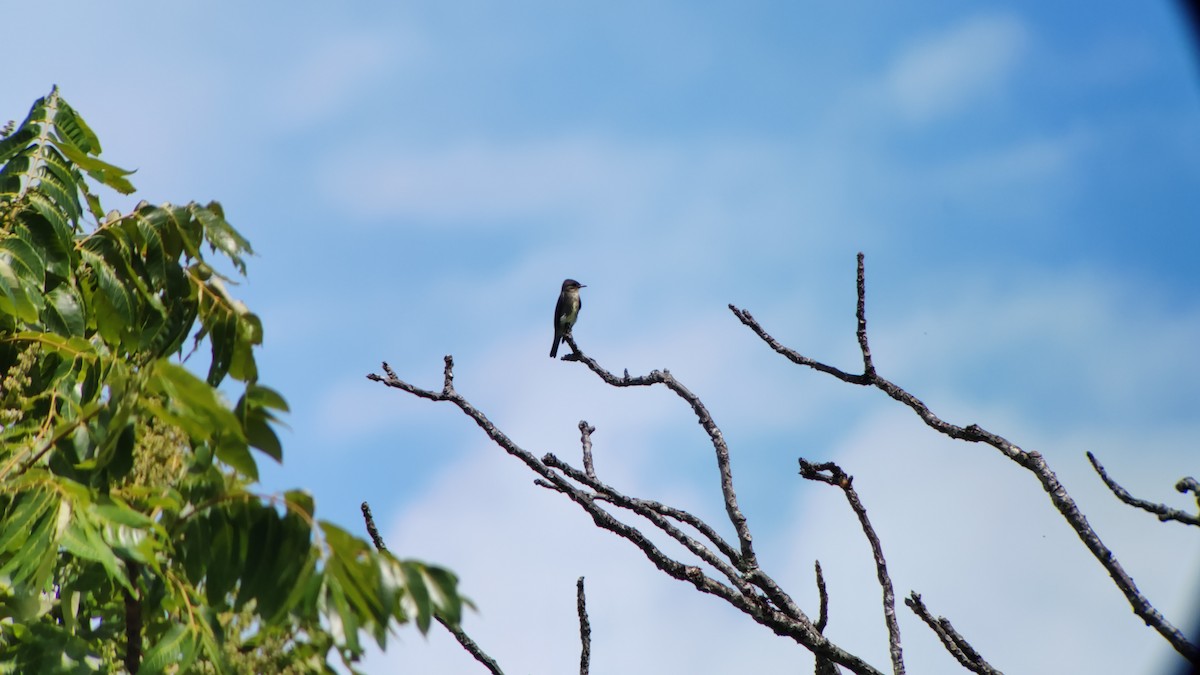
[436,616,505,675]
[814,561,829,634]
[801,459,904,675]
[855,252,876,379]
[360,499,505,675]
[905,593,1003,675]
[579,421,596,480]
[731,254,1199,663]
[577,577,591,675]
[1178,477,1200,509]
[1087,452,1200,527]
[561,333,758,573]
[813,560,840,675]
[361,501,388,551]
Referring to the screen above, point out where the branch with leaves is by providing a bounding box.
[0,88,465,673]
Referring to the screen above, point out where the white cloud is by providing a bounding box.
[877,268,1200,426]
[315,136,679,224]
[887,14,1028,122]
[923,130,1083,195]
[265,31,411,131]
[313,136,802,227]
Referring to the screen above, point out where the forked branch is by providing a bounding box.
[730,253,1198,663]
[800,460,904,675]
[905,593,1002,675]
[1087,452,1200,527]
[369,356,885,675]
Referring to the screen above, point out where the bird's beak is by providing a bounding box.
[579,284,587,288]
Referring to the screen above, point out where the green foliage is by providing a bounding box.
[0,88,464,673]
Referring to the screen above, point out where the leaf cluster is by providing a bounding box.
[0,88,463,673]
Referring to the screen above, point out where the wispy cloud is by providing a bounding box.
[264,31,411,131]
[316,136,679,223]
[886,14,1028,123]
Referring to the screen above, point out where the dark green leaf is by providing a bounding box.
[0,123,37,165]
[79,248,134,324]
[53,101,102,154]
[214,434,257,480]
[205,312,235,386]
[0,235,46,287]
[43,286,85,336]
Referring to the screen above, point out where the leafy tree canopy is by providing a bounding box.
[0,87,463,674]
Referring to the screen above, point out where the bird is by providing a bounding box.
[550,278,586,358]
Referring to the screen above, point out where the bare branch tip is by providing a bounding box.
[360,501,387,552]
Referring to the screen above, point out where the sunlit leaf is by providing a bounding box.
[50,138,135,195]
[0,235,46,287]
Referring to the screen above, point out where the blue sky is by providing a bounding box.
[6,2,1200,673]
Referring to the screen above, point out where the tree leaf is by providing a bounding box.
[43,286,86,336]
[0,258,42,323]
[0,235,46,287]
[139,625,197,675]
[49,138,135,195]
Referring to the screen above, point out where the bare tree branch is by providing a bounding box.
[434,616,505,675]
[577,577,591,675]
[561,333,758,572]
[360,500,505,675]
[730,253,1199,663]
[905,593,1003,675]
[814,561,829,635]
[801,459,904,675]
[361,501,388,551]
[579,421,597,481]
[813,561,840,675]
[369,359,887,675]
[1087,452,1200,527]
[1178,477,1200,509]
[538,453,750,594]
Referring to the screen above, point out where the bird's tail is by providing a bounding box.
[550,335,560,358]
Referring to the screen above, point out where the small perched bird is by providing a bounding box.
[550,278,586,358]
